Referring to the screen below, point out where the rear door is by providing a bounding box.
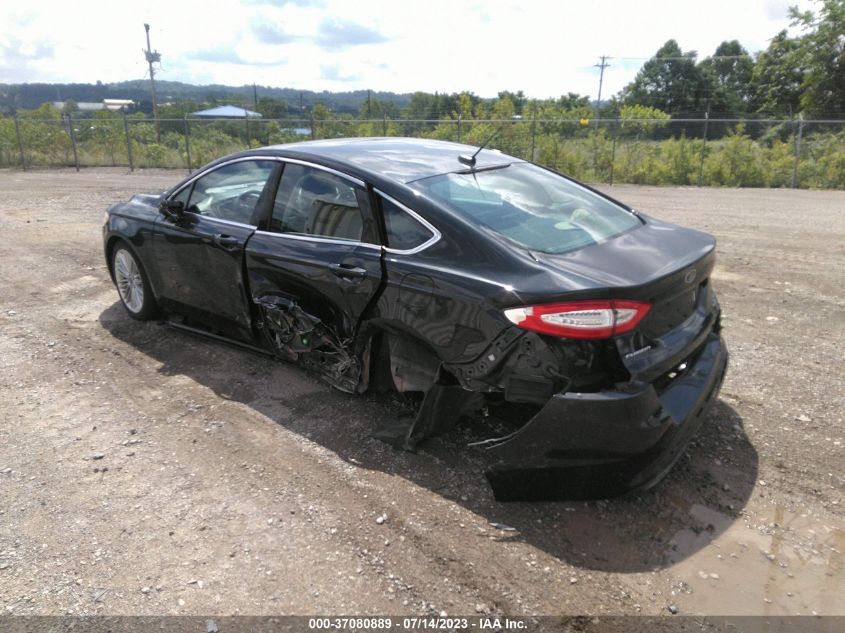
[153,158,279,340]
[244,161,383,347]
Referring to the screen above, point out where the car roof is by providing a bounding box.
[257,137,516,184]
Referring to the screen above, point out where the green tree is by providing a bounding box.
[803,131,845,188]
[405,92,457,123]
[0,116,19,166]
[620,40,708,115]
[19,104,72,165]
[617,104,670,137]
[457,92,481,118]
[357,97,400,120]
[749,30,805,115]
[256,97,288,119]
[613,105,671,184]
[661,135,700,185]
[61,100,79,117]
[789,0,845,116]
[556,93,591,111]
[703,124,765,186]
[698,40,754,116]
[496,90,527,115]
[83,111,124,165]
[311,103,353,139]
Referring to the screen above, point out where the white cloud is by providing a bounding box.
[0,0,816,99]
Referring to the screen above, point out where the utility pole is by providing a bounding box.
[143,23,161,143]
[593,55,611,130]
[591,55,611,176]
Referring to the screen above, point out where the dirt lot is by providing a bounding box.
[0,168,843,618]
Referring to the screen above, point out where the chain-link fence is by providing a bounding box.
[2,112,844,189]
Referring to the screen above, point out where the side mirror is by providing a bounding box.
[160,198,185,223]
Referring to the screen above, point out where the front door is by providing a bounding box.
[154,158,279,340]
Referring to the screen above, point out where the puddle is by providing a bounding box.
[667,503,844,614]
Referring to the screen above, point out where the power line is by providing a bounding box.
[612,54,751,62]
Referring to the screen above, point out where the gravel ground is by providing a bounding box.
[0,168,842,618]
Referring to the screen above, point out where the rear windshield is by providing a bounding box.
[411,163,641,254]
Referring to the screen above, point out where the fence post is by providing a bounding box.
[122,109,134,172]
[457,113,462,143]
[244,113,251,149]
[698,111,709,187]
[530,111,537,161]
[383,113,387,136]
[65,115,80,172]
[609,118,619,185]
[183,116,192,173]
[14,115,26,171]
[792,113,804,189]
[310,113,316,140]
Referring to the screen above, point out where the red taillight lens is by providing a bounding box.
[504,300,651,339]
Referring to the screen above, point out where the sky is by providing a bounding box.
[0,0,817,100]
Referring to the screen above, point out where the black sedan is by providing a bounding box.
[103,137,728,501]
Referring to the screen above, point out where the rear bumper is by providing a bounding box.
[484,332,728,501]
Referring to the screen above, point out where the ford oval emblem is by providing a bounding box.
[684,269,697,284]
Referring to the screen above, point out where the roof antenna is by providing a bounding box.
[458,123,505,167]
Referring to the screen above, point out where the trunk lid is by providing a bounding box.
[531,217,720,383]
[529,217,715,295]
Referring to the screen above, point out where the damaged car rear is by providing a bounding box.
[103,137,728,501]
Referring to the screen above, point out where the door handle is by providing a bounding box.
[330,263,368,280]
[213,234,239,247]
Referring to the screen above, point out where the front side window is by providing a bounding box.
[380,197,435,251]
[185,160,276,225]
[411,162,642,255]
[171,183,192,207]
[269,164,364,242]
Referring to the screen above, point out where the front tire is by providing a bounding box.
[112,244,159,320]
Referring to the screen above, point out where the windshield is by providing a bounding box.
[411,163,641,254]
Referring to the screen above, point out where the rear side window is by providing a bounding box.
[380,197,435,251]
[270,164,365,242]
[411,162,641,255]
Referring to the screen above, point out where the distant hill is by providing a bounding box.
[0,80,414,115]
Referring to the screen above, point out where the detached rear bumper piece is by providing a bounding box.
[484,333,728,501]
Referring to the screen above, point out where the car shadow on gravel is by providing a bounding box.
[100,304,758,574]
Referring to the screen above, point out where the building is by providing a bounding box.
[189,105,262,118]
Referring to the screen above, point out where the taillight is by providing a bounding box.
[504,300,651,339]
